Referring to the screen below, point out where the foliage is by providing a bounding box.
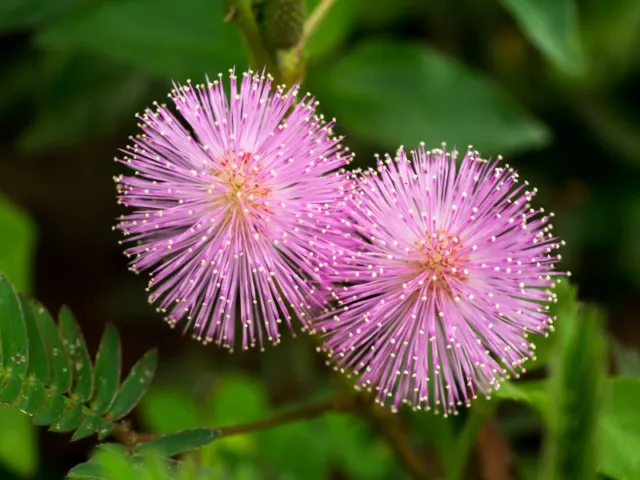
[68,444,219,480]
[0,404,38,477]
[0,0,640,478]
[538,285,606,480]
[0,195,35,295]
[34,0,247,80]
[139,378,395,480]
[499,0,583,75]
[0,275,157,442]
[308,39,550,156]
[494,281,640,480]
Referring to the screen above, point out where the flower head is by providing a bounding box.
[116,69,351,351]
[315,144,565,414]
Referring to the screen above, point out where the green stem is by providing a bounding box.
[297,0,337,56]
[114,395,355,448]
[217,395,354,436]
[444,400,496,480]
[313,336,438,479]
[362,401,440,480]
[227,0,279,80]
[330,371,437,479]
[287,0,338,84]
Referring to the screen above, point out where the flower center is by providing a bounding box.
[214,150,273,217]
[415,231,469,292]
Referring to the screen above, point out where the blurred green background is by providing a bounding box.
[0,0,639,478]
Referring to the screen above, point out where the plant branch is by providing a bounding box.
[227,0,279,79]
[475,418,513,480]
[445,400,496,480]
[115,380,434,480]
[113,394,355,449]
[292,0,337,66]
[356,395,436,480]
[218,394,355,436]
[324,345,436,480]
[297,0,337,54]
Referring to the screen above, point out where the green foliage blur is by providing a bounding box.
[0,0,639,479]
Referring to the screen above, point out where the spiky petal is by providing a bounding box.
[315,144,566,414]
[115,69,351,351]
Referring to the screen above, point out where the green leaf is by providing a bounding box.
[58,306,93,402]
[523,332,554,372]
[67,444,128,479]
[494,380,550,418]
[0,194,36,295]
[0,405,38,477]
[20,298,50,386]
[93,447,138,480]
[0,374,23,405]
[499,0,582,75]
[309,40,550,156]
[68,444,218,480]
[33,388,64,426]
[0,275,151,440]
[599,377,640,480]
[35,0,247,79]
[539,296,606,480]
[91,324,121,414]
[305,0,357,58]
[72,413,113,442]
[17,381,46,416]
[136,429,221,457]
[32,302,72,394]
[524,277,577,372]
[51,401,84,433]
[97,419,116,441]
[108,349,157,421]
[0,276,28,375]
[67,459,106,479]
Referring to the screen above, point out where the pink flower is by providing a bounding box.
[116,69,351,351]
[315,144,566,414]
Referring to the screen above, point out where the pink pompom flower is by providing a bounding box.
[315,144,566,414]
[116,69,351,351]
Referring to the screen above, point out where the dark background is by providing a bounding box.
[0,0,638,478]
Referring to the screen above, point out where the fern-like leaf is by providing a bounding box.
[0,275,157,440]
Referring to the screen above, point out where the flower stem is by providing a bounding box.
[475,417,513,480]
[218,394,355,436]
[113,394,355,448]
[361,400,438,480]
[444,399,496,480]
[317,338,437,479]
[284,0,338,84]
[226,0,279,80]
[296,0,337,57]
[115,386,436,480]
